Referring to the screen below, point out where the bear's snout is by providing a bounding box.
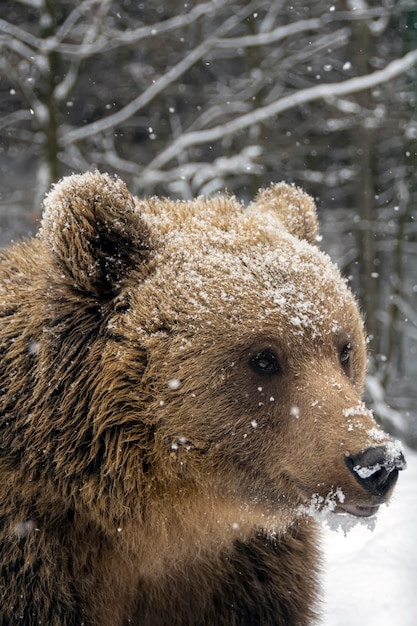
[344,445,406,498]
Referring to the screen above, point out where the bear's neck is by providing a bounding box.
[72,510,320,626]
[128,485,296,578]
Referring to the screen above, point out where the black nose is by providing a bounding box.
[345,445,406,498]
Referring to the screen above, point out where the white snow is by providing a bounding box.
[167,378,181,390]
[290,405,300,418]
[322,446,417,626]
[352,463,381,479]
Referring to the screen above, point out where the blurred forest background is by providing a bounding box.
[0,0,416,446]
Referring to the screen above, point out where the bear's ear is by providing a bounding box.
[39,171,152,298]
[247,183,319,244]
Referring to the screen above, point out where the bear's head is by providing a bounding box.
[39,172,405,547]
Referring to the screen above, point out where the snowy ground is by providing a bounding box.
[322,446,417,626]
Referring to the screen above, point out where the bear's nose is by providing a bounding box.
[345,445,406,498]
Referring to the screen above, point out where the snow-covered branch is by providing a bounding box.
[0,1,112,58]
[2,54,50,126]
[0,35,45,67]
[53,0,112,101]
[101,143,262,186]
[211,17,321,49]
[0,17,42,49]
[59,0,261,145]
[57,16,333,146]
[60,37,214,146]
[143,48,417,174]
[38,0,231,57]
[0,109,34,130]
[53,0,103,46]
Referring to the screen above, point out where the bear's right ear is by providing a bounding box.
[39,171,153,298]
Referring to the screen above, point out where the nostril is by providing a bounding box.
[345,445,406,498]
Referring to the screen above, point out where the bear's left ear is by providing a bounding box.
[247,183,319,245]
[39,171,153,298]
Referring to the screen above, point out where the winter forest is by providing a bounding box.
[0,1,417,624]
[1,0,416,447]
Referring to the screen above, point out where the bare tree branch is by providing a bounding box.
[143,48,417,175]
[211,18,321,49]
[0,35,44,66]
[43,0,233,57]
[53,0,112,101]
[96,141,262,186]
[60,0,262,146]
[53,0,103,45]
[60,38,214,146]
[0,109,34,130]
[0,17,42,49]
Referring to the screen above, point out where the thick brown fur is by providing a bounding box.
[0,172,399,625]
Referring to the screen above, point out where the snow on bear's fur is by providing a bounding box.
[0,172,405,625]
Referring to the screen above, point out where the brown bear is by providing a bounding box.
[0,172,405,626]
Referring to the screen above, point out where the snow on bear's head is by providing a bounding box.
[40,171,404,538]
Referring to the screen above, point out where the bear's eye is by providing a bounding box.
[250,350,281,375]
[340,343,351,367]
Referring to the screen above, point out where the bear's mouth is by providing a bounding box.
[336,503,380,518]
